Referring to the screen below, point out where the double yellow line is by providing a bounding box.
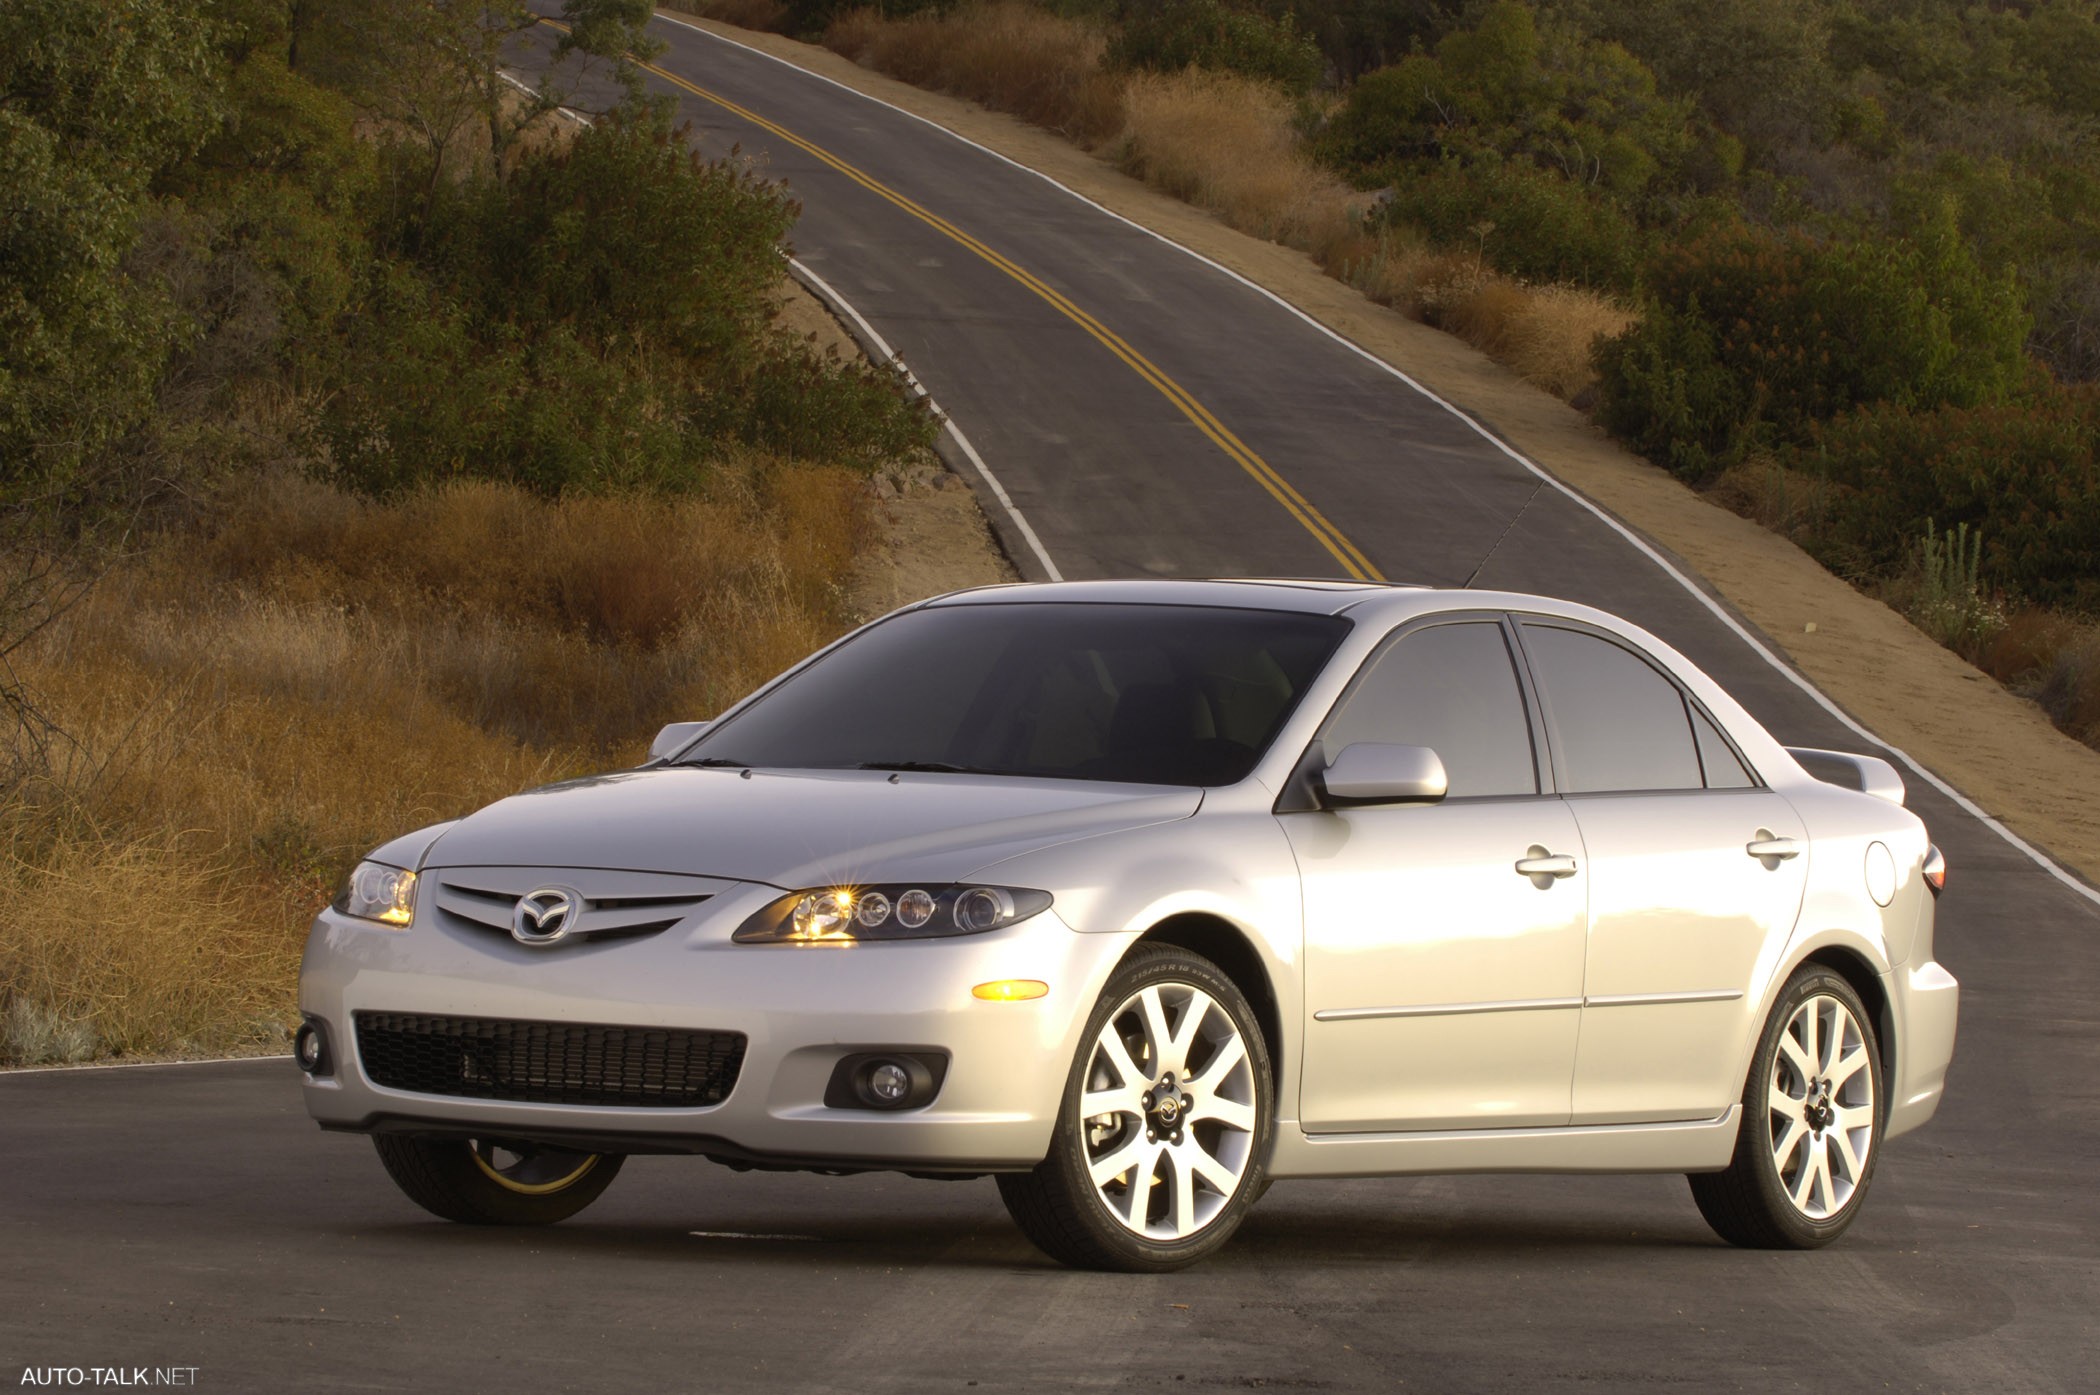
[552,20,1383,581]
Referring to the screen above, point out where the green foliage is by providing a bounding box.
[1382,156,1645,289]
[1111,0,1324,94]
[324,118,933,495]
[2,0,932,524]
[1801,386,2100,613]
[1902,518,2003,654]
[1594,218,2030,478]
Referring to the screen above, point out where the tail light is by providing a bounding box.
[1922,844,1947,896]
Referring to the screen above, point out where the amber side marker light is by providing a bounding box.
[973,980,1049,1002]
[1922,844,1947,896]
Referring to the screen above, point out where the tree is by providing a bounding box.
[319,0,661,199]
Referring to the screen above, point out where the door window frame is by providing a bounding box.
[1275,610,1556,813]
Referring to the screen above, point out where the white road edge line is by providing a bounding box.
[1,1054,293,1077]
[661,11,2100,911]
[786,255,1062,581]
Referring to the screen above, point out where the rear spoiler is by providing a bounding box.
[1785,747,1906,805]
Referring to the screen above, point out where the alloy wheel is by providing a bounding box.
[1078,982,1258,1240]
[1767,994,1877,1220]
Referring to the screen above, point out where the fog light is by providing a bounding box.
[867,1061,911,1103]
[294,1019,329,1076]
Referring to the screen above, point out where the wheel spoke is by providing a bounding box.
[1800,1002,1822,1076]
[1830,1123,1868,1185]
[1168,1146,1198,1236]
[1081,1087,1141,1122]
[1811,1137,1837,1214]
[1165,989,1213,1076]
[1095,1023,1146,1093]
[1789,1138,1819,1210]
[1833,1102,1876,1135]
[1191,1094,1255,1132]
[1089,1134,1150,1189]
[1137,987,1173,1074]
[1186,1138,1241,1195]
[1777,1028,1814,1080]
[1187,1031,1245,1094]
[1768,1079,1806,1120]
[1829,1042,1871,1089]
[1770,1116,1808,1175]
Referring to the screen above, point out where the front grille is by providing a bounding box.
[355,1013,745,1108]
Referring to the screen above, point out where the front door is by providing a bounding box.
[1287,618,1588,1133]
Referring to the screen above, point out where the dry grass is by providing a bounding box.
[1114,69,1360,253]
[0,466,875,1065]
[824,3,1124,144]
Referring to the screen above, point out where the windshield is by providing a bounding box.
[681,602,1350,786]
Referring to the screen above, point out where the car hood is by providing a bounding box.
[421,767,1202,889]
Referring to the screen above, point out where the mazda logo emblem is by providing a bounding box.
[512,886,583,946]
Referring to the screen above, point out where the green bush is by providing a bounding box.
[1111,0,1324,95]
[1800,387,2100,612]
[1594,218,2030,479]
[1381,157,1645,290]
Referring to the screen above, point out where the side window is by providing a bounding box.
[1692,706,1756,788]
[1520,624,1702,794]
[1322,622,1538,798]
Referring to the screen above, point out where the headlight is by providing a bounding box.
[334,861,417,927]
[733,883,1052,944]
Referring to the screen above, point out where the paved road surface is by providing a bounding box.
[5,14,2096,1391]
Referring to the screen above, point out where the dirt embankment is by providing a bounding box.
[720,18,2100,884]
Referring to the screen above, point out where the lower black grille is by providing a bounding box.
[354,1013,745,1108]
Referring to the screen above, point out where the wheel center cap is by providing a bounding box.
[1155,1095,1180,1124]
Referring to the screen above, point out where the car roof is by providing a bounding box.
[919,578,1606,625]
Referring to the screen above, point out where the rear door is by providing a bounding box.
[1515,620,1809,1125]
[1287,617,1588,1132]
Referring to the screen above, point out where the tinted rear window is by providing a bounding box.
[682,603,1350,786]
[1521,624,1703,793]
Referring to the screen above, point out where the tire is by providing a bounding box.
[1689,965,1884,1249]
[999,944,1273,1272]
[372,1136,625,1226]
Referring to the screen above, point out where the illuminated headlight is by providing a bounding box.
[734,884,1052,943]
[334,861,417,927]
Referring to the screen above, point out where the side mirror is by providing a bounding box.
[648,720,712,762]
[1318,743,1449,808]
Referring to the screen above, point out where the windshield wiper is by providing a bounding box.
[855,760,992,774]
[677,756,755,768]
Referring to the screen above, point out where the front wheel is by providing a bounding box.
[373,1136,625,1226]
[1689,966,1883,1249]
[999,944,1273,1272]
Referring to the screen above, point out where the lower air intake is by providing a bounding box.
[354,1013,745,1108]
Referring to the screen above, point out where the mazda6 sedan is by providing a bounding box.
[298,579,1959,1270]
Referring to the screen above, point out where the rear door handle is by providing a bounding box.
[1514,850,1579,880]
[1745,832,1802,862]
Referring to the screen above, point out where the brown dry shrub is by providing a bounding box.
[826,3,1121,143]
[0,468,872,1063]
[1116,69,1356,250]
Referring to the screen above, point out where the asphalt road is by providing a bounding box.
[6,14,2098,1392]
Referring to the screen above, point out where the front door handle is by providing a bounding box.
[1514,848,1579,882]
[1746,830,1803,863]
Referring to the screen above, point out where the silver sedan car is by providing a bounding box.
[298,580,1959,1271]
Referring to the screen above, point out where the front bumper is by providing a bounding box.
[298,884,1123,1170]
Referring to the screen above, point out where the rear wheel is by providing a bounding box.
[372,1136,624,1226]
[999,944,1272,1272]
[1690,966,1883,1249]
